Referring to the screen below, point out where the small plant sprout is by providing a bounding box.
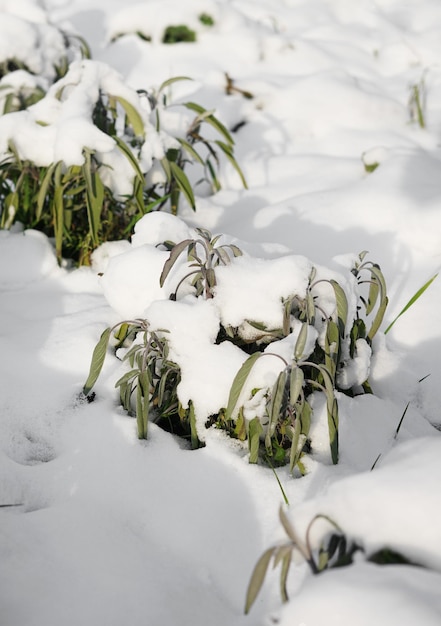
[159,228,243,299]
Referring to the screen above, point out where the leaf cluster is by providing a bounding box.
[83,320,199,444]
[159,227,243,299]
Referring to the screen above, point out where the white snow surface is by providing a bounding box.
[1,1,441,625]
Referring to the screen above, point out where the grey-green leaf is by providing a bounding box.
[159,238,193,287]
[330,279,348,335]
[113,95,145,137]
[290,366,304,405]
[225,352,262,421]
[294,322,308,361]
[248,416,263,463]
[169,161,196,209]
[244,547,276,614]
[83,327,112,395]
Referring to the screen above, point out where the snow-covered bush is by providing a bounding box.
[83,213,388,472]
[0,1,90,112]
[0,8,245,264]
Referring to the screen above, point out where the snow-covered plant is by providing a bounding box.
[84,212,387,473]
[245,508,360,613]
[220,251,388,470]
[245,506,418,614]
[159,227,243,299]
[0,4,91,113]
[0,36,246,264]
[83,319,198,444]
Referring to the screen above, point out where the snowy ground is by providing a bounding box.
[1,1,441,625]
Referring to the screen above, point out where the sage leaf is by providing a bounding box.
[83,327,111,395]
[244,547,276,614]
[248,416,263,463]
[159,238,193,287]
[225,352,262,421]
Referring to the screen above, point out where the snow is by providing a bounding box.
[1,1,441,625]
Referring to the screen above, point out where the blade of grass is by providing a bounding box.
[385,273,438,334]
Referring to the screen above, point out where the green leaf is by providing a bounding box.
[159,238,194,287]
[114,369,139,389]
[83,327,112,395]
[183,102,234,144]
[227,244,243,258]
[368,295,389,341]
[306,292,316,325]
[225,352,262,421]
[83,152,104,246]
[113,135,145,183]
[324,320,340,381]
[36,162,57,221]
[169,161,196,209]
[330,279,348,335]
[176,137,205,165]
[160,157,172,181]
[158,76,193,93]
[365,264,388,341]
[266,369,288,452]
[289,364,305,406]
[294,322,308,361]
[299,398,312,436]
[279,549,292,603]
[244,546,276,614]
[316,365,339,464]
[279,506,298,545]
[248,416,263,464]
[214,139,248,188]
[113,95,145,137]
[289,419,302,473]
[385,273,438,334]
[136,369,150,439]
[188,400,199,449]
[366,277,379,316]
